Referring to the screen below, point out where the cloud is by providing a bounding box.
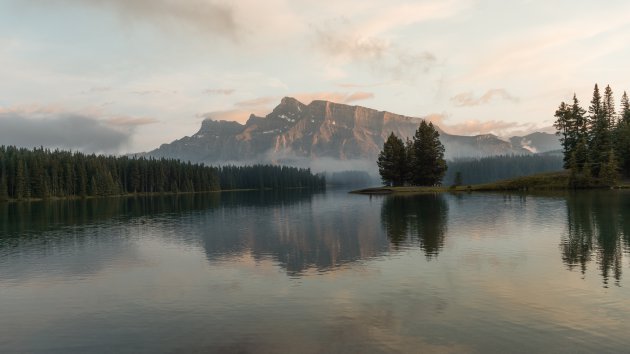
[234,91,375,110]
[309,1,471,82]
[341,91,375,103]
[130,90,177,96]
[106,116,158,126]
[292,91,375,105]
[81,86,112,94]
[425,113,547,137]
[204,88,235,95]
[0,107,149,153]
[235,96,278,108]
[314,26,437,80]
[199,91,375,123]
[199,109,264,124]
[34,0,240,40]
[336,81,392,88]
[451,89,519,107]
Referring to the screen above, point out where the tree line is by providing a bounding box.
[443,154,564,186]
[554,84,630,187]
[218,165,325,190]
[0,146,325,201]
[377,121,447,186]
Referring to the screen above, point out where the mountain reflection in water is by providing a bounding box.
[2,190,630,284]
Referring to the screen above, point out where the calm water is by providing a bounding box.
[1,190,630,353]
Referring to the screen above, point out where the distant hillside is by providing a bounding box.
[142,97,560,169]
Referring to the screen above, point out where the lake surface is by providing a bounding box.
[1,190,630,353]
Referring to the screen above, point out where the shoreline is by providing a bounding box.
[351,171,630,195]
[0,186,324,204]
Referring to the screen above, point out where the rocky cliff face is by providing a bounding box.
[145,97,559,166]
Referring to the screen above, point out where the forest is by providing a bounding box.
[0,146,325,201]
[554,84,630,187]
[443,154,564,185]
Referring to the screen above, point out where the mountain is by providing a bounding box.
[144,97,559,169]
[509,132,561,153]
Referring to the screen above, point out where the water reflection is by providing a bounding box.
[561,191,630,287]
[196,191,391,275]
[0,189,319,240]
[381,194,449,258]
[3,190,630,284]
[0,191,395,276]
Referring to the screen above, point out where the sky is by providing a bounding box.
[1,0,630,154]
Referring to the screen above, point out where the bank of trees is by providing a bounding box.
[0,146,325,201]
[377,121,447,186]
[554,84,630,187]
[443,154,563,185]
[218,165,325,190]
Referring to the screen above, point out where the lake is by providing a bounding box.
[1,190,629,353]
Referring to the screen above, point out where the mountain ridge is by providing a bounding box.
[143,97,560,169]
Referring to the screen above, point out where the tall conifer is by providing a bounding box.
[603,85,616,128]
[588,84,612,176]
[409,121,447,186]
[621,91,630,124]
[377,133,408,186]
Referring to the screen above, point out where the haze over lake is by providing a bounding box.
[1,190,629,353]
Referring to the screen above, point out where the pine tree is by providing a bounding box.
[588,84,603,129]
[621,91,630,124]
[603,85,616,128]
[404,137,414,183]
[571,94,588,143]
[599,149,619,187]
[554,101,574,168]
[377,133,408,186]
[409,121,447,186]
[88,176,98,196]
[15,159,26,200]
[615,120,630,177]
[0,173,8,202]
[574,137,590,170]
[454,171,463,186]
[588,84,612,176]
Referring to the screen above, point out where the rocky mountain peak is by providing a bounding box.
[144,98,560,167]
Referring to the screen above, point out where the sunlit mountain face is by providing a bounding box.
[142,97,560,168]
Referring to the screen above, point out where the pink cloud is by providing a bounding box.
[425,113,552,137]
[451,89,519,107]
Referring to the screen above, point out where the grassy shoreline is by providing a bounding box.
[351,171,630,195]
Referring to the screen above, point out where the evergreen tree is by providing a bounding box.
[377,133,408,186]
[554,101,574,168]
[615,120,630,177]
[588,84,612,176]
[454,171,463,187]
[88,176,98,197]
[603,85,616,128]
[409,121,447,186]
[588,83,603,129]
[571,94,588,143]
[0,173,8,202]
[15,159,26,200]
[573,137,590,170]
[599,149,619,187]
[404,137,414,183]
[621,91,630,124]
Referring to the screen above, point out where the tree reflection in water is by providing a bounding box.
[381,194,449,259]
[561,191,630,287]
